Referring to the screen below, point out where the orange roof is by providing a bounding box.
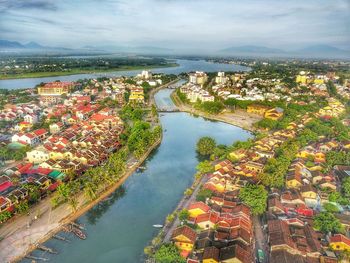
[330,234,350,247]
[172,225,197,243]
[188,201,210,212]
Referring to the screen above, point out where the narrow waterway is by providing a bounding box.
[0,59,249,89]
[21,87,252,263]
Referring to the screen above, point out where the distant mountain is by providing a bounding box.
[296,44,345,53]
[0,40,24,49]
[24,41,44,49]
[220,45,285,54]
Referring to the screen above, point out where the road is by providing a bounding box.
[253,215,269,263]
[163,174,208,243]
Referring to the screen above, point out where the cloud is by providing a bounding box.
[0,0,58,12]
[0,0,349,51]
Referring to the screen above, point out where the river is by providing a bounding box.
[21,87,252,263]
[0,59,249,90]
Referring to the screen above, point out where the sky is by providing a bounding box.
[0,0,349,52]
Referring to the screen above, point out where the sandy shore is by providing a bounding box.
[171,91,262,132]
[0,138,161,263]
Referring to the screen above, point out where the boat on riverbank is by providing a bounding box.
[152,224,163,228]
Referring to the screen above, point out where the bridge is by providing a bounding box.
[157,106,180,112]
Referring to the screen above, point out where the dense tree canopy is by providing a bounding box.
[239,184,268,215]
[196,137,216,156]
[314,212,344,234]
[155,243,186,263]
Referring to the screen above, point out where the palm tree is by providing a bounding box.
[84,181,97,201]
[68,197,78,212]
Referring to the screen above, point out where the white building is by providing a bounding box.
[215,72,228,84]
[189,71,208,86]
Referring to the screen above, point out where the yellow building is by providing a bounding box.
[19,121,33,131]
[264,107,284,120]
[314,78,325,85]
[203,247,220,263]
[129,88,144,103]
[247,105,269,115]
[37,82,72,96]
[286,178,302,189]
[188,202,210,218]
[296,75,307,84]
[329,234,350,251]
[229,149,247,160]
[171,225,196,253]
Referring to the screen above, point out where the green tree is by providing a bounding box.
[15,200,29,214]
[314,212,344,234]
[155,243,186,263]
[196,189,213,202]
[196,160,214,174]
[0,210,12,223]
[178,209,190,222]
[323,202,340,213]
[196,137,216,156]
[239,184,268,215]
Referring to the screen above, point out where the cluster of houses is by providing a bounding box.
[172,164,254,262]
[246,104,284,121]
[0,103,41,134]
[24,108,123,170]
[179,71,215,103]
[211,72,290,102]
[318,98,345,118]
[0,163,65,215]
[167,97,350,263]
[0,78,128,220]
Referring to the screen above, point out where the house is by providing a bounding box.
[220,244,252,263]
[329,234,350,251]
[24,114,38,124]
[202,246,220,263]
[49,122,64,134]
[268,219,321,257]
[247,104,269,115]
[0,196,12,213]
[244,161,264,173]
[188,202,211,218]
[265,107,284,120]
[195,211,220,229]
[286,171,303,189]
[300,184,317,200]
[27,146,50,164]
[171,225,197,256]
[268,197,285,215]
[229,149,247,161]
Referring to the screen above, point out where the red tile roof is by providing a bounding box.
[172,225,197,243]
[188,201,210,213]
[330,234,350,247]
[0,181,13,192]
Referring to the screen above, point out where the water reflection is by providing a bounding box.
[86,186,126,225]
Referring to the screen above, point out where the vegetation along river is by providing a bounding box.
[0,59,249,90]
[21,87,252,263]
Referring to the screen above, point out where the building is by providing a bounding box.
[38,82,74,104]
[215,72,228,84]
[189,71,208,86]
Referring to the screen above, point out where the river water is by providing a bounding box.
[0,59,249,90]
[21,87,252,263]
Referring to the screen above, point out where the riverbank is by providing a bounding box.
[0,137,162,263]
[0,63,178,80]
[171,91,261,132]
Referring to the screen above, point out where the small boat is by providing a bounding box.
[153,224,163,228]
[72,227,87,240]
